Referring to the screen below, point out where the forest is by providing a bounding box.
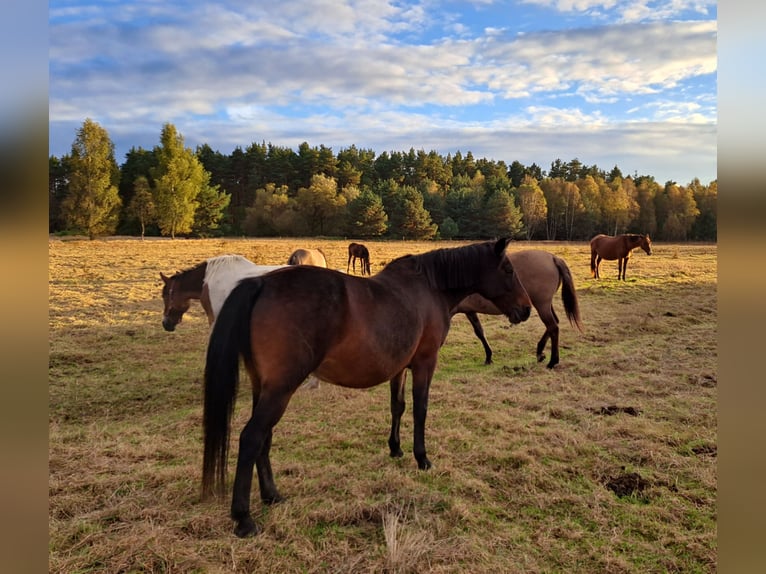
[48,119,717,241]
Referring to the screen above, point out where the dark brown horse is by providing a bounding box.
[202,239,531,537]
[590,233,652,280]
[347,242,371,275]
[452,249,582,368]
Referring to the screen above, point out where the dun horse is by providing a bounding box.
[202,239,531,537]
[452,249,582,368]
[347,242,371,275]
[590,233,652,280]
[287,248,328,267]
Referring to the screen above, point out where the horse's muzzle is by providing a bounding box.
[162,319,177,332]
[509,305,531,325]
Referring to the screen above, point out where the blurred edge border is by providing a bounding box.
[718,2,766,572]
[0,1,763,572]
[0,0,50,572]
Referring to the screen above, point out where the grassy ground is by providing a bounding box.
[49,237,717,573]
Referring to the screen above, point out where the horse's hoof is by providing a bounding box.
[417,458,432,470]
[261,493,284,505]
[234,516,261,538]
[537,354,545,363]
[390,448,404,458]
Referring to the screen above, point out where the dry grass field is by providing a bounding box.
[49,237,717,573]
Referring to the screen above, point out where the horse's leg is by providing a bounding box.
[545,309,560,369]
[347,253,352,274]
[255,428,280,503]
[534,304,559,368]
[618,257,624,280]
[464,311,493,364]
[595,255,602,279]
[388,371,407,458]
[622,255,630,280]
[230,388,292,538]
[410,359,437,470]
[590,249,597,278]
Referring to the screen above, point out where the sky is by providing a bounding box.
[48,0,717,186]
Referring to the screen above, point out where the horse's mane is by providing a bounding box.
[205,254,253,276]
[172,259,208,279]
[388,241,496,290]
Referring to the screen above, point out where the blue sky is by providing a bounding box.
[49,1,717,185]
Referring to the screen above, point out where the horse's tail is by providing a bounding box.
[554,256,583,332]
[202,277,264,500]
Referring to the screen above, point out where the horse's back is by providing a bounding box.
[205,256,285,317]
[248,266,432,387]
[590,234,622,259]
[590,234,608,248]
[288,248,327,267]
[508,250,561,301]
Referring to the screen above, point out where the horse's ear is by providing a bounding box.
[160,272,169,283]
[493,237,511,257]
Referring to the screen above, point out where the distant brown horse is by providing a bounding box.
[287,248,328,267]
[201,239,532,537]
[452,249,583,368]
[347,242,371,275]
[590,234,652,280]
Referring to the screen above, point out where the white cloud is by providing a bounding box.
[48,0,717,184]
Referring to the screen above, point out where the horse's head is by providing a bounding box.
[160,272,192,331]
[476,238,532,325]
[641,234,653,255]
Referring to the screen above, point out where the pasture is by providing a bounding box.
[49,237,717,573]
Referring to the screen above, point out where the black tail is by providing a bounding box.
[201,277,264,500]
[554,256,583,332]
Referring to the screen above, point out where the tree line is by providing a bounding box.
[49,119,717,241]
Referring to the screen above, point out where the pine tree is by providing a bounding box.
[346,189,388,237]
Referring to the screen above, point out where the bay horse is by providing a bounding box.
[287,247,328,267]
[452,249,583,368]
[347,242,371,275]
[202,238,532,537]
[160,255,284,331]
[590,233,652,280]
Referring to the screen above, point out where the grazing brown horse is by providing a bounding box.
[287,248,328,267]
[347,242,371,275]
[202,239,531,537]
[452,249,582,368]
[590,233,652,280]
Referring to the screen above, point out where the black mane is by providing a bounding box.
[387,241,499,291]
